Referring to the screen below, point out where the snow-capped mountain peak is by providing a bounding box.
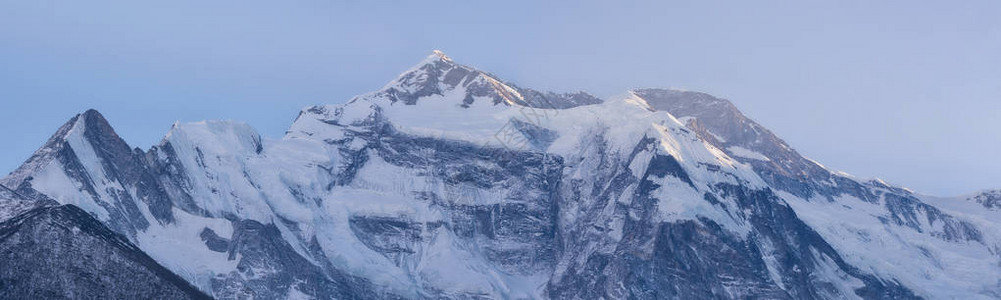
[429,49,452,63]
[3,109,114,187]
[630,88,856,200]
[4,51,1001,299]
[357,50,602,111]
[363,50,516,107]
[2,108,174,238]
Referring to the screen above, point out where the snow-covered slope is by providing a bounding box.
[634,88,999,298]
[1,50,998,299]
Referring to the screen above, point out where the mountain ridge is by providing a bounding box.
[0,50,998,299]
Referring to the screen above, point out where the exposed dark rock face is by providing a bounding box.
[546,131,917,299]
[0,205,210,300]
[881,193,982,242]
[350,216,423,255]
[200,227,231,253]
[211,219,403,300]
[970,190,1001,210]
[335,121,565,276]
[510,86,604,109]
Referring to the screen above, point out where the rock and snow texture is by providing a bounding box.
[0,184,56,222]
[0,204,210,299]
[0,50,998,299]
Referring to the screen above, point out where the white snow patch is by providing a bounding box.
[726,146,770,161]
[779,191,1001,299]
[136,208,238,293]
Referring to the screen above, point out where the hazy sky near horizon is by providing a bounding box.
[1,0,999,196]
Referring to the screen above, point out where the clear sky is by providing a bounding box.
[1,0,998,196]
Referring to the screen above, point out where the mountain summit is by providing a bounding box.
[1,52,998,299]
[361,50,602,109]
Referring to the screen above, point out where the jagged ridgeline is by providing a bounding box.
[1,51,998,299]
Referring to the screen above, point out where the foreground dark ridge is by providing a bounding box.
[0,204,210,299]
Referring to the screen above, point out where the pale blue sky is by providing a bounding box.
[1,0,998,196]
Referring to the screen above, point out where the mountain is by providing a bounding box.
[1,50,998,299]
[0,202,210,299]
